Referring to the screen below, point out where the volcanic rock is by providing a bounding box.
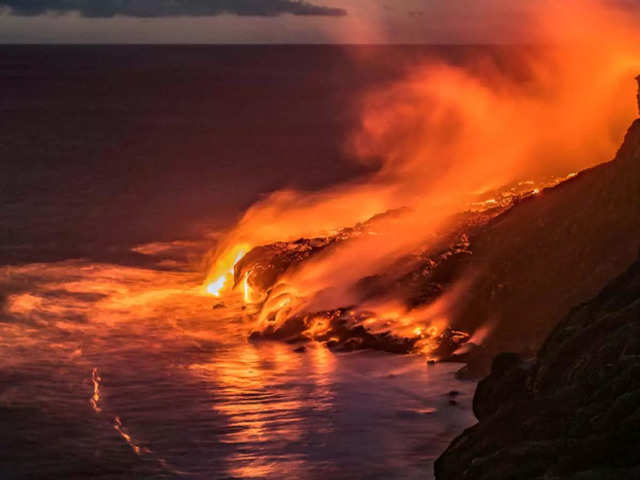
[234,208,411,292]
[472,352,533,421]
[240,213,497,354]
[249,308,418,354]
[450,119,640,368]
[434,253,640,480]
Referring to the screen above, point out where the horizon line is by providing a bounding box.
[0,41,546,47]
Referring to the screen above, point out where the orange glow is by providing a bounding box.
[113,416,150,456]
[187,339,336,478]
[242,271,262,304]
[0,258,255,477]
[89,367,102,413]
[243,273,251,303]
[303,316,332,340]
[3,261,218,336]
[205,244,250,297]
[206,276,227,297]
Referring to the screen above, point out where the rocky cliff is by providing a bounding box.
[453,118,640,367]
[434,253,640,479]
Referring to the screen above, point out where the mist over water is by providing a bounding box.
[1,248,474,479]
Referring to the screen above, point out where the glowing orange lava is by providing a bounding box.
[205,244,250,297]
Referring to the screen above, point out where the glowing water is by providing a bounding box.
[0,254,475,479]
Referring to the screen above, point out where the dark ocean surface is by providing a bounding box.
[2,44,420,264]
[0,46,479,479]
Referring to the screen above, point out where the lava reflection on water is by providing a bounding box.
[0,253,475,479]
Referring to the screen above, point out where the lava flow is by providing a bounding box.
[206,243,251,297]
[203,0,640,359]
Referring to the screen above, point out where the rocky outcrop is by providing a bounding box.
[434,254,640,480]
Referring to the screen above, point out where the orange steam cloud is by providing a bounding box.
[206,0,640,342]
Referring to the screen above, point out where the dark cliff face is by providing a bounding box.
[434,254,640,480]
[454,119,640,358]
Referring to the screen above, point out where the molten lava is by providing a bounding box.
[206,244,250,297]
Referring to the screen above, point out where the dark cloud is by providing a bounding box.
[0,0,347,18]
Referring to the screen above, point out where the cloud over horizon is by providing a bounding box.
[0,0,347,18]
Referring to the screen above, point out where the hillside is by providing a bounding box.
[452,118,640,363]
[435,252,640,479]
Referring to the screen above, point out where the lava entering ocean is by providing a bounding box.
[205,0,640,359]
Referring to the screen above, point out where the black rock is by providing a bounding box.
[449,118,640,364]
[434,253,640,480]
[472,352,532,421]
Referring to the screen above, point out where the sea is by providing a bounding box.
[0,45,480,479]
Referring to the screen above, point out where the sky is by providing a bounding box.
[0,0,539,44]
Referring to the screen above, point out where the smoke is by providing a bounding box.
[206,0,640,333]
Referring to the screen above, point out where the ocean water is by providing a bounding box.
[0,252,475,479]
[0,46,479,479]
